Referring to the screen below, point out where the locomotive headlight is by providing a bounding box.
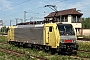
[73,40,75,43]
[73,39,76,43]
[61,39,64,43]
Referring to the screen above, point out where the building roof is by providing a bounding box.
[45,8,83,18]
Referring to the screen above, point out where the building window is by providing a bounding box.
[65,16,68,22]
[61,17,64,22]
[72,15,81,23]
[77,16,81,22]
[61,15,68,22]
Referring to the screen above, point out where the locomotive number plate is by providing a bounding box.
[64,40,72,43]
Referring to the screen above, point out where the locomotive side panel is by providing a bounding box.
[14,27,43,45]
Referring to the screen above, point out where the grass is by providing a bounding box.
[77,52,90,58]
[78,42,90,51]
[77,42,90,59]
[0,36,90,60]
[0,51,33,60]
[0,36,7,43]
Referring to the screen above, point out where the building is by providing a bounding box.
[0,20,3,26]
[0,20,3,29]
[44,8,83,35]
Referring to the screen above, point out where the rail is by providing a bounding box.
[77,37,90,41]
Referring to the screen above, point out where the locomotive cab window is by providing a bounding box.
[49,27,52,32]
[57,24,75,35]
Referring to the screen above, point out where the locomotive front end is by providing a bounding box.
[57,24,78,54]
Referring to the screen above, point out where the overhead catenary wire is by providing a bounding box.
[0,0,67,18]
[58,0,67,2]
[0,0,70,26]
[0,0,68,18]
[1,0,90,26]
[0,0,68,25]
[0,0,31,11]
[0,6,44,20]
[76,4,90,8]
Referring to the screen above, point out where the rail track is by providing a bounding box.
[0,46,47,60]
[77,38,90,41]
[77,50,90,54]
[70,50,90,60]
[0,42,48,60]
[70,55,89,60]
[0,42,90,60]
[0,47,23,57]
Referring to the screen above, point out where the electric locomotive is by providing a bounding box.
[8,22,78,54]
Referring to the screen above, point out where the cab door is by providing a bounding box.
[45,27,49,44]
[44,26,56,48]
[8,27,14,41]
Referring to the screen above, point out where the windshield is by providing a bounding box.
[57,24,75,35]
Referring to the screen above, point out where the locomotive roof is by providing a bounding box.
[17,24,44,28]
[17,22,72,28]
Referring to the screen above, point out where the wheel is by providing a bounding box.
[45,46,50,51]
[50,48,56,54]
[66,49,72,55]
[72,50,77,55]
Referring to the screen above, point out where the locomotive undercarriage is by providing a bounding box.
[9,41,78,55]
[56,43,78,54]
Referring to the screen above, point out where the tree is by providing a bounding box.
[82,17,90,29]
[0,26,9,33]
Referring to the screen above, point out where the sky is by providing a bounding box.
[0,0,90,26]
